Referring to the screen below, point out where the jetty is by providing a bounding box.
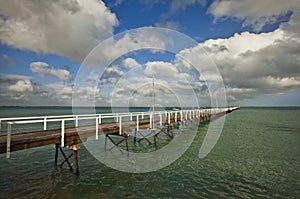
[0,107,239,175]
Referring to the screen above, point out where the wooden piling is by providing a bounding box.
[124,133,129,151]
[72,150,79,175]
[153,129,157,147]
[69,144,80,175]
[54,144,58,165]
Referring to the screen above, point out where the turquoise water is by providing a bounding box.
[0,107,299,198]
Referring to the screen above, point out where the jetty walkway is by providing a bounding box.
[0,107,239,175]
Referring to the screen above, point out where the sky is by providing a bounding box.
[0,0,299,107]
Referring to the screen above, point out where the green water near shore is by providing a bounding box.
[0,107,299,198]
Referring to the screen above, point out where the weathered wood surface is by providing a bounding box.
[0,107,238,154]
[0,117,174,154]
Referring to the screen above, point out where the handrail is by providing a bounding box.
[1,108,234,125]
[1,107,239,158]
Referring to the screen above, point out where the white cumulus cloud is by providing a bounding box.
[208,0,299,32]
[145,61,190,80]
[178,26,300,103]
[8,79,34,92]
[30,61,72,80]
[0,0,118,61]
[174,0,300,104]
[122,58,141,68]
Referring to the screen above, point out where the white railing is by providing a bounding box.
[1,107,238,158]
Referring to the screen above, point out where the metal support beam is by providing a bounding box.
[58,146,73,171]
[54,144,80,175]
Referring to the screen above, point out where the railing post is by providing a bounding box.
[99,114,102,124]
[116,113,119,122]
[136,115,139,131]
[168,112,171,124]
[175,111,177,122]
[6,122,11,158]
[181,110,183,122]
[43,117,47,130]
[61,120,65,147]
[159,112,162,126]
[119,116,122,135]
[130,113,133,121]
[96,117,99,140]
[75,115,78,127]
[142,112,144,119]
[150,112,152,129]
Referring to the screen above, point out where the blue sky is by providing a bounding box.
[0,0,299,107]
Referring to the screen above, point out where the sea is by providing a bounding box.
[0,107,299,198]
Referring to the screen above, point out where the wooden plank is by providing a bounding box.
[0,117,179,154]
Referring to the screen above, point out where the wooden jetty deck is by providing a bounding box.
[0,118,156,154]
[0,107,239,175]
